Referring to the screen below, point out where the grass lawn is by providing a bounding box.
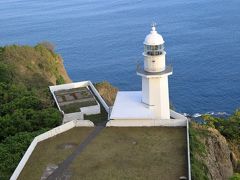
[18,127,187,180]
[69,127,187,180]
[18,128,93,180]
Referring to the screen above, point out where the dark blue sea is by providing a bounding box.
[1,0,240,116]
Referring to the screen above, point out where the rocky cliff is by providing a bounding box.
[190,122,235,180]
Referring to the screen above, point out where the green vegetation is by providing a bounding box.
[18,128,93,180]
[0,43,70,179]
[56,75,65,85]
[202,110,240,169]
[202,110,240,143]
[1,43,70,87]
[189,122,209,180]
[0,129,46,178]
[230,173,240,180]
[190,110,240,179]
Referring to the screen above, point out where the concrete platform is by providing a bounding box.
[110,91,155,120]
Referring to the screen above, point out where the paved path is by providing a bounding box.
[46,123,106,180]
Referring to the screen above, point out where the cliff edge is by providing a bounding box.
[0,42,71,87]
[190,122,236,180]
[0,43,71,179]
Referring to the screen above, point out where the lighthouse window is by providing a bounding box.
[144,45,163,56]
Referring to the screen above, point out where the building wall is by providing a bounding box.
[142,77,150,105]
[80,104,100,115]
[156,76,170,119]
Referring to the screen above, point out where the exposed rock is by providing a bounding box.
[204,128,233,179]
[192,123,234,180]
[230,152,238,170]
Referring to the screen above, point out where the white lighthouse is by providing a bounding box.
[109,24,181,125]
[137,24,172,119]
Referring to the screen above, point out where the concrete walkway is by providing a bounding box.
[46,123,106,180]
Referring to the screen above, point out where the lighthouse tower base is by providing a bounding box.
[142,76,170,119]
[108,91,187,127]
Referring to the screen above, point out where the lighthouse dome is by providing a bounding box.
[144,25,164,45]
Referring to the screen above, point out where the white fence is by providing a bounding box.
[88,82,110,114]
[187,119,191,180]
[10,120,94,180]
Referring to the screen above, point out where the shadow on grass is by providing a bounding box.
[84,106,108,125]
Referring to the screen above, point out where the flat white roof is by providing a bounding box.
[110,91,155,119]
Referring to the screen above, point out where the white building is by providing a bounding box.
[108,24,187,127]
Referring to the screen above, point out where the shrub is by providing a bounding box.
[0,130,46,180]
[56,75,65,85]
[230,173,240,180]
[0,44,64,178]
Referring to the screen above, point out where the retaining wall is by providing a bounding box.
[80,103,100,115]
[106,119,187,127]
[10,120,94,180]
[107,110,187,127]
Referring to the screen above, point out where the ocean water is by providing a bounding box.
[1,0,240,116]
